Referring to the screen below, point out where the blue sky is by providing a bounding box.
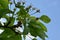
[26,0,60,40]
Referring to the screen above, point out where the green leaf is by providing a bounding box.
[8,17,15,27]
[0,0,9,8]
[0,9,12,18]
[36,29,48,40]
[30,16,36,20]
[40,15,51,23]
[0,9,6,18]
[17,5,28,16]
[6,34,22,40]
[23,27,29,35]
[29,19,47,32]
[28,21,40,37]
[30,29,38,37]
[29,25,38,37]
[36,21,47,32]
[28,19,48,40]
[0,28,22,40]
[32,38,37,40]
[0,28,15,39]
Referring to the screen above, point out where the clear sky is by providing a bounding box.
[26,0,60,40]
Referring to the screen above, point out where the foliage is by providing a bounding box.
[0,0,51,40]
